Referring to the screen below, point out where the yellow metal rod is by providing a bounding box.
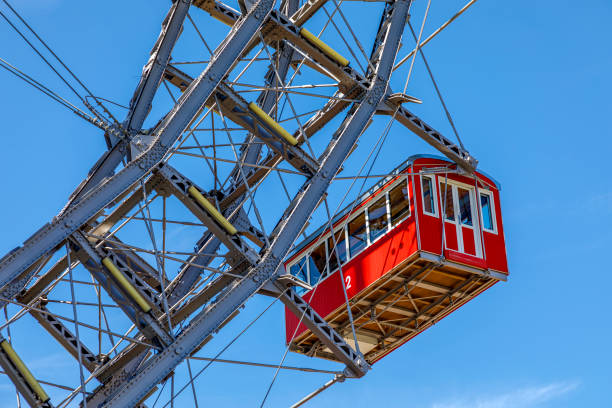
[102,257,152,313]
[299,28,349,67]
[210,12,234,26]
[248,102,298,146]
[187,186,238,235]
[0,340,50,403]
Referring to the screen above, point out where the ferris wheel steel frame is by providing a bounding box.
[0,0,479,406]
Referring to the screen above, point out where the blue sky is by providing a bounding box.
[0,0,611,407]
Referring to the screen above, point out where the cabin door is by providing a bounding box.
[439,180,482,258]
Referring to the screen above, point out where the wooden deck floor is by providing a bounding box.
[289,251,502,364]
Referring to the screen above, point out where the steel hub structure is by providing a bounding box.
[0,0,481,406]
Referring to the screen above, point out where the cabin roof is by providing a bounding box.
[285,154,501,261]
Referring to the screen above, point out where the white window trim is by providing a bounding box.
[347,213,367,259]
[327,226,348,275]
[345,177,406,260]
[420,174,438,217]
[364,207,371,246]
[288,239,334,290]
[456,186,477,230]
[439,179,456,223]
[287,255,309,292]
[478,189,498,234]
[287,176,412,288]
[387,178,412,227]
[366,191,390,246]
[438,177,483,258]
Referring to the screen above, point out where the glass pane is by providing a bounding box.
[480,193,494,230]
[457,187,473,226]
[289,257,307,283]
[439,182,455,221]
[389,181,410,225]
[368,196,388,242]
[348,213,367,257]
[308,242,326,284]
[422,176,435,214]
[328,228,347,272]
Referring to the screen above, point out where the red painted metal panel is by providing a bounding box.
[443,222,459,252]
[285,218,418,342]
[412,171,443,256]
[461,226,477,256]
[284,156,509,349]
[445,249,487,269]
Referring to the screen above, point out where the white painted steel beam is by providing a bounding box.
[0,0,273,297]
[31,305,99,373]
[101,2,411,403]
[62,1,191,211]
[163,65,319,176]
[70,232,173,348]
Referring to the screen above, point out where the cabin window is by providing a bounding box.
[388,181,410,226]
[480,191,496,233]
[440,182,455,221]
[348,213,367,257]
[289,257,307,284]
[328,228,347,272]
[368,195,388,242]
[421,176,436,215]
[457,187,473,226]
[308,242,326,285]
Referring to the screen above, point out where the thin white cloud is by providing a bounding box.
[432,381,579,408]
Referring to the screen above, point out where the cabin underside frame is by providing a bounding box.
[289,251,507,363]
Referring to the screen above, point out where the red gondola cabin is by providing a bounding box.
[284,155,508,363]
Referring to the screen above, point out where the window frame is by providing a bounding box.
[478,189,498,234]
[365,193,390,245]
[439,180,457,223]
[347,210,368,258]
[456,185,475,228]
[386,178,412,228]
[437,177,484,257]
[326,226,348,275]
[438,178,480,230]
[420,174,438,217]
[285,176,412,290]
[306,238,328,286]
[286,255,309,294]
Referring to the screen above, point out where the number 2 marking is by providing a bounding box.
[345,275,352,290]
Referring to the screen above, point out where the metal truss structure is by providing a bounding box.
[0,0,481,406]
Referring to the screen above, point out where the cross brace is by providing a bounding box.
[0,0,274,297]
[100,1,411,404]
[164,65,319,176]
[31,304,99,373]
[70,232,173,348]
[61,0,190,212]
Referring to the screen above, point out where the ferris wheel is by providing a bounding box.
[0,0,508,406]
